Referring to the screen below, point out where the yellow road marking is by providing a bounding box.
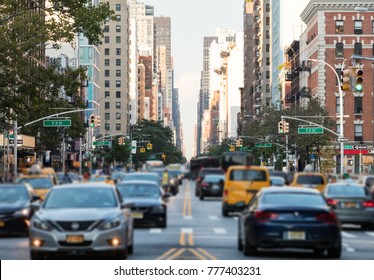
[188,232,194,246]
[197,248,218,260]
[179,231,186,246]
[188,248,206,260]
[167,248,186,260]
[188,195,192,216]
[156,248,178,260]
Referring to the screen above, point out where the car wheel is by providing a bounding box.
[327,244,341,259]
[243,235,257,256]
[30,250,45,260]
[127,243,134,255]
[222,205,229,217]
[237,233,243,251]
[115,248,128,260]
[313,248,325,256]
[199,193,204,200]
[195,188,199,197]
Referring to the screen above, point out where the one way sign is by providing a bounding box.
[354,145,367,150]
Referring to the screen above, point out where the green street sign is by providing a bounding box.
[240,147,253,152]
[344,145,353,149]
[43,119,71,127]
[298,127,323,134]
[93,141,110,146]
[255,143,272,148]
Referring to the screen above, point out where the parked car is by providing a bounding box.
[238,187,341,258]
[116,180,170,228]
[29,183,134,259]
[324,182,374,229]
[198,174,225,200]
[0,183,40,235]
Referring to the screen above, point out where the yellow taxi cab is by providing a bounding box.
[89,175,115,185]
[16,164,56,200]
[222,165,270,217]
[290,172,327,192]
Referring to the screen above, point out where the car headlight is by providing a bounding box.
[14,208,30,217]
[32,218,52,231]
[99,218,121,230]
[150,205,165,213]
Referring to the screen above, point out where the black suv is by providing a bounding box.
[195,167,224,196]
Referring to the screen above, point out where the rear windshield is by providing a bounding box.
[327,185,367,197]
[296,175,324,185]
[229,170,267,181]
[263,193,326,206]
[16,177,53,189]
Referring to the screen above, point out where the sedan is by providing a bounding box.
[270,176,286,187]
[238,187,341,258]
[324,182,374,229]
[29,183,134,260]
[198,174,225,200]
[116,180,170,228]
[0,183,40,235]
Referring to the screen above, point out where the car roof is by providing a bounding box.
[261,186,320,194]
[326,182,365,188]
[117,180,159,186]
[55,183,115,189]
[0,183,29,188]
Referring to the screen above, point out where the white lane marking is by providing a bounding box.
[150,229,162,234]
[214,228,227,234]
[183,216,193,220]
[233,216,239,220]
[342,231,356,238]
[209,216,219,220]
[365,232,374,237]
[342,243,356,253]
[182,228,193,234]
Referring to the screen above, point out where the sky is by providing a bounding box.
[143,0,310,160]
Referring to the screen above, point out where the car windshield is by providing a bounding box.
[296,175,324,185]
[117,184,160,198]
[0,186,29,202]
[125,173,159,182]
[262,192,326,206]
[327,185,367,197]
[44,188,117,209]
[16,177,53,189]
[229,169,266,181]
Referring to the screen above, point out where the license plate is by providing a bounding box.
[66,235,84,243]
[212,185,220,189]
[344,202,357,208]
[0,221,4,227]
[286,231,306,240]
[132,212,143,219]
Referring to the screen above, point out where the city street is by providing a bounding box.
[0,180,373,260]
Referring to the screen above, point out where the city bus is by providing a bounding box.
[220,151,253,173]
[189,156,220,180]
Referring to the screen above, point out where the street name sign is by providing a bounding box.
[298,127,323,134]
[336,137,349,142]
[354,145,367,150]
[43,120,72,127]
[255,143,272,148]
[92,141,110,146]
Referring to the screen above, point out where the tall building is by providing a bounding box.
[98,1,130,136]
[271,0,282,108]
[298,0,374,175]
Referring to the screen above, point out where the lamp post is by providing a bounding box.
[307,58,344,177]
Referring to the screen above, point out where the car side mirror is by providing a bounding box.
[32,195,41,202]
[30,201,41,212]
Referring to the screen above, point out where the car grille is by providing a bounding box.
[58,241,93,247]
[131,206,151,213]
[53,221,101,232]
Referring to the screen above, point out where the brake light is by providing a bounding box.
[315,212,338,224]
[224,189,228,196]
[362,200,374,208]
[196,177,202,182]
[254,210,278,222]
[326,198,338,206]
[201,183,209,188]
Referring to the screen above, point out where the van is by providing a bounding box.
[290,172,327,192]
[222,165,270,217]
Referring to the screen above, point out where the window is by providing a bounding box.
[116,48,121,55]
[105,102,110,109]
[116,70,121,77]
[116,4,121,11]
[104,59,110,66]
[266,44,270,52]
[265,4,270,12]
[336,97,344,114]
[115,15,121,22]
[266,17,270,25]
[104,91,110,98]
[354,20,362,34]
[104,48,110,55]
[105,123,110,131]
[336,124,341,135]
[335,68,341,85]
[104,36,109,43]
[116,59,121,66]
[104,70,110,77]
[266,71,270,79]
[354,42,362,55]
[354,97,363,114]
[116,113,121,120]
[104,25,109,32]
[116,102,121,109]
[335,43,344,57]
[116,91,121,98]
[266,57,270,66]
[105,80,110,87]
[105,113,110,120]
[372,21,374,33]
[116,25,121,32]
[373,44,374,56]
[335,20,344,33]
[116,80,121,87]
[266,30,270,39]
[116,123,121,131]
[116,36,121,43]
[354,124,363,141]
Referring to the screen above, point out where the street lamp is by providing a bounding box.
[307,58,344,177]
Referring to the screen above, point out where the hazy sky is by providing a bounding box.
[143,0,310,160]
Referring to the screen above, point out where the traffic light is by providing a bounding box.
[278,121,284,134]
[229,145,235,151]
[235,138,243,147]
[147,143,153,150]
[284,121,289,133]
[95,115,101,127]
[340,68,351,91]
[89,114,96,127]
[118,137,123,145]
[354,65,363,92]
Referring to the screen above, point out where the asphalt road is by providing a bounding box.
[0,180,373,260]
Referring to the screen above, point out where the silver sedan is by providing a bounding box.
[29,183,134,259]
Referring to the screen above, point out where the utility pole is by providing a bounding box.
[286,134,289,172]
[13,120,17,179]
[79,138,83,175]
